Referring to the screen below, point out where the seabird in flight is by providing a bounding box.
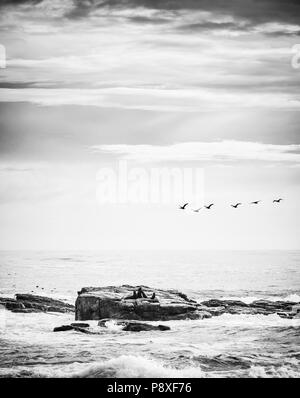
[179,203,189,210]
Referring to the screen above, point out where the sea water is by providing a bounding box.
[0,250,299,378]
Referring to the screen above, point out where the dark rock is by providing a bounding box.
[170,310,212,320]
[0,294,75,314]
[53,325,74,332]
[71,322,90,328]
[97,319,170,332]
[76,285,201,321]
[201,299,248,308]
[157,324,171,331]
[2,301,25,310]
[249,300,295,313]
[72,326,98,334]
[200,299,226,307]
[202,306,226,316]
[199,298,300,318]
[122,321,171,332]
[53,324,98,334]
[277,312,294,319]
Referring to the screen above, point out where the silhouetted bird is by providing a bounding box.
[273,199,283,203]
[193,207,202,212]
[204,204,214,209]
[179,203,189,210]
[250,201,261,205]
[231,203,242,208]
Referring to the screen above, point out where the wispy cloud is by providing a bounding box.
[1,87,299,111]
[0,0,299,111]
[90,141,300,163]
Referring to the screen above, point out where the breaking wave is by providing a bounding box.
[220,293,300,304]
[1,354,299,378]
[53,355,300,378]
[71,356,204,378]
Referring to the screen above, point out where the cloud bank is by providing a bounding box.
[91,141,300,164]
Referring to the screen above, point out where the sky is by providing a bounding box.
[0,0,300,250]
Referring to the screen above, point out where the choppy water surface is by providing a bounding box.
[0,250,299,378]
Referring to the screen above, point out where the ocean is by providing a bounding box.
[0,250,299,378]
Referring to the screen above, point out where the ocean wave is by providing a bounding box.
[70,355,205,378]
[44,355,300,378]
[1,354,298,378]
[219,294,300,304]
[194,354,251,370]
[249,365,299,378]
[167,313,300,329]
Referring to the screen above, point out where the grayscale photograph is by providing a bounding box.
[0,0,299,382]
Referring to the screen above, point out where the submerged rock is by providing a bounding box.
[71,322,90,328]
[277,312,294,319]
[201,299,248,308]
[53,325,74,332]
[122,322,170,332]
[71,326,98,334]
[53,324,99,334]
[75,285,203,321]
[249,300,295,313]
[0,294,75,313]
[98,319,171,332]
[200,298,300,317]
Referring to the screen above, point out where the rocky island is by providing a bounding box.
[75,285,210,321]
[0,294,74,313]
[75,285,300,321]
[1,286,299,335]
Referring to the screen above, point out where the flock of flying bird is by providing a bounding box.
[179,198,283,211]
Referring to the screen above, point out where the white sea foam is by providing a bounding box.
[9,354,298,379]
[166,313,300,330]
[104,320,125,331]
[220,294,300,304]
[1,357,298,378]
[70,355,205,378]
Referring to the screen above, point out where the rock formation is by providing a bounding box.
[75,285,300,321]
[0,294,74,313]
[200,298,300,316]
[2,288,299,323]
[75,285,209,321]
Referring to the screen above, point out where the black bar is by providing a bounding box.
[0,378,297,395]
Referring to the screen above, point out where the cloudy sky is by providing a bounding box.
[0,0,299,250]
